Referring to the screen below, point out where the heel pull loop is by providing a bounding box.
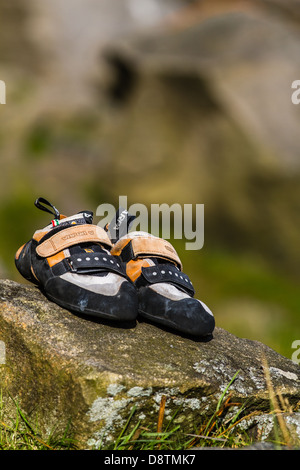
[34,197,60,219]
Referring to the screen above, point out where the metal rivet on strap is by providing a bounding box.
[161,270,165,274]
[95,257,99,261]
[77,258,82,262]
[168,271,172,275]
[152,272,157,276]
[86,257,90,261]
[103,257,107,261]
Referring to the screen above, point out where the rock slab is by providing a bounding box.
[0,279,299,448]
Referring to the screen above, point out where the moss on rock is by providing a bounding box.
[0,279,299,448]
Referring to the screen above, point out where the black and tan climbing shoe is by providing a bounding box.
[15,198,138,322]
[111,231,215,337]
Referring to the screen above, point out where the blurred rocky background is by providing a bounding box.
[0,0,299,358]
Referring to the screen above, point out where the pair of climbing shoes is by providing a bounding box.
[15,198,215,337]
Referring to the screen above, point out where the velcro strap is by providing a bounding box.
[69,252,126,276]
[36,224,112,257]
[138,264,194,296]
[129,237,182,269]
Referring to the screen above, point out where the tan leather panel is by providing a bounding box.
[130,237,182,269]
[30,266,39,282]
[15,243,25,260]
[47,250,66,267]
[110,238,131,256]
[33,230,49,242]
[36,224,112,257]
[126,258,152,283]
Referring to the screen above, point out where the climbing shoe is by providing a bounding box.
[111,231,215,337]
[15,198,138,322]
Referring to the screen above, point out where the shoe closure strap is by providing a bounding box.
[118,237,182,270]
[69,252,126,277]
[36,224,112,257]
[137,264,195,296]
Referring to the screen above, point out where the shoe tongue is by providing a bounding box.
[78,211,93,224]
[54,210,93,226]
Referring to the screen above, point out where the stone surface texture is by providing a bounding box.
[0,279,299,448]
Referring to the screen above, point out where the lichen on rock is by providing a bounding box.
[0,279,299,448]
